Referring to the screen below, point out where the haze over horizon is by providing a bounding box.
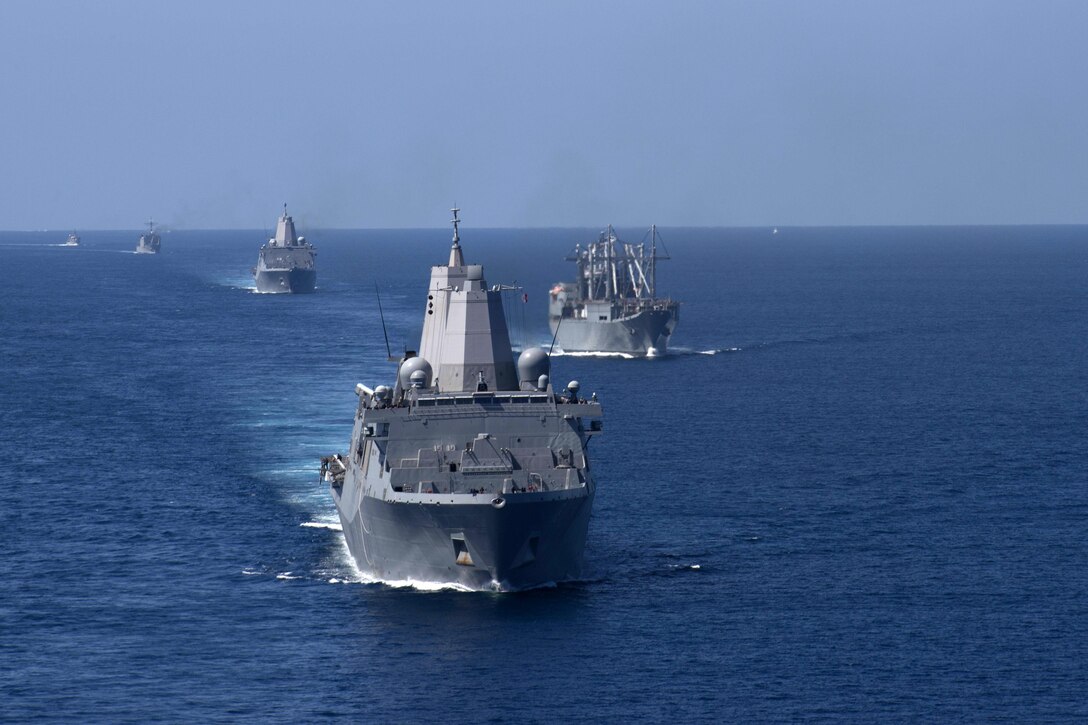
[2,1,1085,230]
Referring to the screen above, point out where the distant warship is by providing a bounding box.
[322,209,604,590]
[63,233,80,247]
[252,205,316,293]
[549,225,679,356]
[135,220,161,254]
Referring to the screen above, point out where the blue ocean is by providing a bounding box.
[2,225,1085,722]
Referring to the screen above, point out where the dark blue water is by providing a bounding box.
[2,226,1086,722]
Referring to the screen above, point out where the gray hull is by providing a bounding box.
[254,268,316,294]
[326,217,604,592]
[254,210,316,293]
[335,485,594,590]
[551,307,678,355]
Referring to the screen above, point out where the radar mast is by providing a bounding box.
[449,206,464,266]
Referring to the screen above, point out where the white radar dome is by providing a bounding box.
[517,347,551,387]
[398,356,433,390]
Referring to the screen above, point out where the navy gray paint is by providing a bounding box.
[135,219,161,254]
[325,209,604,591]
[253,206,316,293]
[549,225,679,356]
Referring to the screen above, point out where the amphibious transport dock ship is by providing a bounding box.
[252,205,316,293]
[322,209,604,590]
[135,220,161,254]
[549,225,679,356]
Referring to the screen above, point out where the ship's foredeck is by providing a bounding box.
[346,388,602,499]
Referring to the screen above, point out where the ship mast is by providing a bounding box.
[606,225,615,299]
[449,206,464,266]
[575,244,586,300]
[650,224,656,299]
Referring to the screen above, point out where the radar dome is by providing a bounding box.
[517,347,551,388]
[398,356,433,390]
[374,385,392,401]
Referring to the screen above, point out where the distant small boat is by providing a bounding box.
[63,233,80,247]
[773,228,779,235]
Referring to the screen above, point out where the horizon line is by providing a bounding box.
[4,222,1088,233]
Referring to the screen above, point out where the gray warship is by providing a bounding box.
[322,209,604,590]
[63,232,80,247]
[549,225,679,356]
[135,219,161,254]
[252,205,316,293]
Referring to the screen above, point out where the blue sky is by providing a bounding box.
[1,1,1085,229]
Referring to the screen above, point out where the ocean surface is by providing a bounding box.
[1,225,1086,722]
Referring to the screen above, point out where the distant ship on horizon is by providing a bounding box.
[63,232,80,247]
[252,205,316,293]
[135,220,161,254]
[548,225,679,356]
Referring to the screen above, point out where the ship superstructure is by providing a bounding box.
[135,219,161,254]
[549,225,679,356]
[253,205,316,293]
[323,209,604,590]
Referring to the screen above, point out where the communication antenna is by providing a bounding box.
[375,284,395,362]
[548,314,563,355]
